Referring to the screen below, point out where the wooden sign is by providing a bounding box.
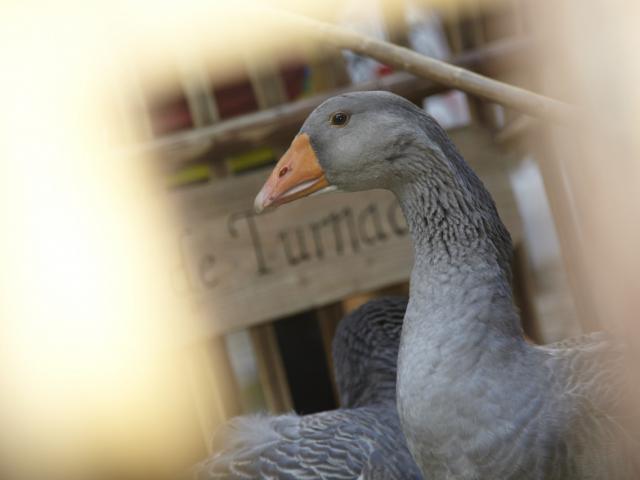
[169,127,522,340]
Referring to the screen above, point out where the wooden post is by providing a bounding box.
[482,0,583,338]
[303,44,351,93]
[244,53,288,110]
[467,0,487,47]
[174,56,244,452]
[177,56,220,127]
[244,56,295,413]
[530,130,602,332]
[442,1,465,55]
[185,338,242,454]
[249,324,294,412]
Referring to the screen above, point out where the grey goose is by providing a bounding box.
[254,91,636,479]
[193,297,423,480]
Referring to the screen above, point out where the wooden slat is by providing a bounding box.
[246,63,287,110]
[316,302,345,404]
[249,323,293,413]
[380,0,410,47]
[443,2,465,54]
[184,333,243,455]
[205,337,243,420]
[177,56,220,127]
[532,130,600,331]
[479,3,584,336]
[494,114,536,145]
[304,45,350,93]
[184,343,224,454]
[468,0,487,46]
[169,126,522,342]
[243,58,294,415]
[177,58,245,447]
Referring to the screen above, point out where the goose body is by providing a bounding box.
[255,91,636,479]
[193,298,423,480]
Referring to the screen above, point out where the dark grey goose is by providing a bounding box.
[193,297,423,480]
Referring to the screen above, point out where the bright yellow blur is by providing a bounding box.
[0,2,215,477]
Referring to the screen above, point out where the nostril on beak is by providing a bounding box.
[278,166,289,178]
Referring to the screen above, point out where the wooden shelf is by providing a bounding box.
[124,37,533,169]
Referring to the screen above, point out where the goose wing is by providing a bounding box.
[541,332,639,477]
[194,407,422,480]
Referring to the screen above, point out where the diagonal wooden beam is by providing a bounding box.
[271,10,573,122]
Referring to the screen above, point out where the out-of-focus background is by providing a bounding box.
[3,0,640,478]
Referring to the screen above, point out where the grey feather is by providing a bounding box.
[193,297,423,480]
[291,91,638,479]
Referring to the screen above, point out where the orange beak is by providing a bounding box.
[254,133,330,213]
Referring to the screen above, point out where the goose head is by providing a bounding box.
[254,90,513,276]
[254,90,447,212]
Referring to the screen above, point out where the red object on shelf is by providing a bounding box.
[376,64,394,77]
[280,62,308,100]
[148,94,193,136]
[213,77,259,120]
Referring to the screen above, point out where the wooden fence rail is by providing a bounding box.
[269,10,573,122]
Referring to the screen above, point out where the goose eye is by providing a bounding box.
[330,112,349,126]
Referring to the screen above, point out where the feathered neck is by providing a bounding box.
[393,121,513,279]
[391,123,523,340]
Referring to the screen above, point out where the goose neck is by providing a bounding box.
[396,175,523,340]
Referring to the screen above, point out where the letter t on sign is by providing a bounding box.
[227,210,272,275]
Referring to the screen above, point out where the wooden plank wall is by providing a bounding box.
[170,126,521,339]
